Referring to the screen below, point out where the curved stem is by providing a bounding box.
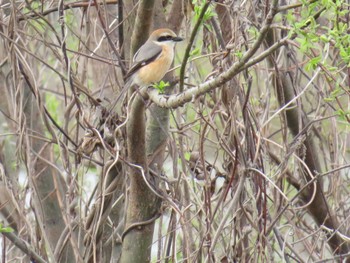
[179,0,211,91]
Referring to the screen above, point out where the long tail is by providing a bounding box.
[107,77,132,112]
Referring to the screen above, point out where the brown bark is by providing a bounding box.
[120,94,159,262]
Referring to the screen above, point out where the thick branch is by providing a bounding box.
[148,35,288,108]
[120,1,157,262]
[120,94,159,263]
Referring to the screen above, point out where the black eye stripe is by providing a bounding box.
[157,35,173,42]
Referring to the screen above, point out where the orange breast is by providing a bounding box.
[137,45,174,86]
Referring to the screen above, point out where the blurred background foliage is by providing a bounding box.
[0,0,350,262]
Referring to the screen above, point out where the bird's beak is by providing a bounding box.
[172,36,184,42]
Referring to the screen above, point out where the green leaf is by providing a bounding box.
[152,80,170,93]
[296,37,312,53]
[324,97,334,102]
[330,86,342,98]
[45,93,60,125]
[324,83,342,102]
[184,152,191,161]
[305,55,321,71]
[286,10,296,23]
[320,34,329,42]
[335,109,350,122]
[190,47,201,57]
[234,50,243,59]
[0,224,14,233]
[193,0,215,22]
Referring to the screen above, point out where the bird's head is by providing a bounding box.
[149,28,183,47]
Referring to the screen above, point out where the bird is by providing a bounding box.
[116,28,183,102]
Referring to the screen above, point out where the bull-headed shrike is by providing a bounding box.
[117,28,183,102]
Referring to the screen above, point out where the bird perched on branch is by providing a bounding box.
[116,28,183,102]
[125,28,183,86]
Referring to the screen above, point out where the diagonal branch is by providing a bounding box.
[148,35,288,109]
[148,0,280,108]
[2,232,47,263]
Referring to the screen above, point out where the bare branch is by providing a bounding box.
[148,35,289,108]
[2,232,47,263]
[19,0,119,21]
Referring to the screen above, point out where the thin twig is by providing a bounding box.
[19,0,118,21]
[2,232,47,263]
[179,0,212,91]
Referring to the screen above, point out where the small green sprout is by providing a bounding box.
[0,223,14,233]
[152,80,170,93]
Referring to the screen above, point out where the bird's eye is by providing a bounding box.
[158,35,173,42]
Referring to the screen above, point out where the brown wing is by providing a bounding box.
[124,40,162,81]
